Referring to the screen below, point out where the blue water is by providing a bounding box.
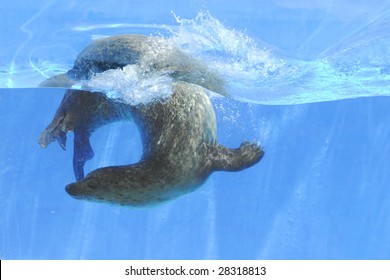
[1,0,390,259]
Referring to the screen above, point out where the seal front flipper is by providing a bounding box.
[73,129,94,181]
[210,141,264,172]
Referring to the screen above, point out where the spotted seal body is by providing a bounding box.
[39,34,227,181]
[65,82,263,206]
[39,34,263,206]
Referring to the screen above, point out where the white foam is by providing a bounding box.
[3,9,390,105]
[82,65,173,105]
[165,11,390,104]
[168,11,287,79]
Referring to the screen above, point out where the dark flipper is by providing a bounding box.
[38,112,67,150]
[39,89,132,181]
[73,129,94,181]
[210,141,264,172]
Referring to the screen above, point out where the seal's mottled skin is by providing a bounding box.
[65,82,263,206]
[38,34,228,181]
[38,34,264,206]
[67,34,148,80]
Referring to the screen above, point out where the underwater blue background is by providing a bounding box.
[1,0,390,259]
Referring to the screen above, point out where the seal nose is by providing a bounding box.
[65,179,99,200]
[65,182,79,197]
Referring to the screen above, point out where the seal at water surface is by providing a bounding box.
[38,34,228,181]
[38,34,264,206]
[65,82,263,206]
[40,34,226,95]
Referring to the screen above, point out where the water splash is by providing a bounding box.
[82,65,173,105]
[168,12,293,92]
[78,11,390,105]
[165,11,390,104]
[2,10,390,105]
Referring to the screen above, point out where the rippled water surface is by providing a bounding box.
[2,1,390,104]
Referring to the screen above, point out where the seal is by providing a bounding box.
[38,34,264,206]
[65,82,264,206]
[39,34,227,181]
[40,34,227,95]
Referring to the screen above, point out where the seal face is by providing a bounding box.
[64,82,263,206]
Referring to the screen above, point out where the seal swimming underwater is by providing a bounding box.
[39,34,228,180]
[39,34,264,206]
[65,82,264,206]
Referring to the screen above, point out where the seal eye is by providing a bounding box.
[67,67,81,80]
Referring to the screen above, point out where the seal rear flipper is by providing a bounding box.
[210,141,264,172]
[38,114,67,150]
[73,130,94,181]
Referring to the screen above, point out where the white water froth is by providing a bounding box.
[2,10,390,105]
[164,11,390,104]
[80,11,301,105]
[82,65,173,105]
[82,10,390,105]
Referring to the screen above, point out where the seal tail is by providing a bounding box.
[38,113,67,150]
[209,141,264,172]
